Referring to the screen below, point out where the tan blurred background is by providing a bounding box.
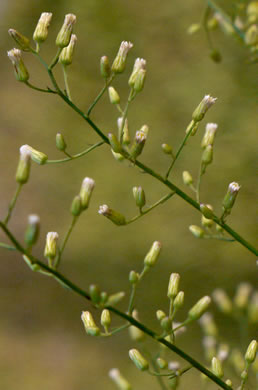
[0,1,257,389]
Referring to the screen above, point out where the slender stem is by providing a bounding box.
[165,122,195,179]
[150,357,168,390]
[25,81,56,94]
[127,285,137,315]
[49,48,62,70]
[54,216,78,268]
[0,242,16,250]
[3,183,23,225]
[87,74,115,116]
[119,89,133,144]
[127,192,175,225]
[203,235,235,242]
[196,161,203,203]
[0,221,234,390]
[46,141,104,164]
[62,65,72,100]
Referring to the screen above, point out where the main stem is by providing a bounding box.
[0,221,232,390]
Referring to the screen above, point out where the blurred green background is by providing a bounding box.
[0,1,257,389]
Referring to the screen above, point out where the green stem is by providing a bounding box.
[196,161,203,203]
[0,221,233,390]
[46,141,104,164]
[87,74,115,116]
[0,242,16,250]
[126,192,175,225]
[3,183,23,225]
[150,357,168,390]
[25,81,56,94]
[165,122,195,179]
[49,48,62,70]
[54,216,78,268]
[127,285,137,315]
[62,65,72,100]
[119,89,133,144]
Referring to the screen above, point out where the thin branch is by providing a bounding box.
[46,141,104,164]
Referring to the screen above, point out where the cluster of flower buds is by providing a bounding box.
[70,177,95,217]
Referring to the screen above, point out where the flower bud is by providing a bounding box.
[33,12,53,43]
[174,291,184,310]
[133,68,146,93]
[79,177,95,210]
[59,34,77,65]
[210,49,222,63]
[106,291,125,306]
[161,316,172,332]
[189,225,205,238]
[108,133,122,153]
[128,58,146,87]
[16,147,31,184]
[129,310,145,342]
[132,186,146,209]
[111,41,133,73]
[182,171,193,186]
[199,313,218,337]
[188,296,211,320]
[200,204,214,228]
[25,214,40,247]
[70,195,82,216]
[111,150,125,162]
[56,14,76,48]
[129,349,149,371]
[201,123,218,149]
[156,310,166,321]
[117,117,130,145]
[8,29,31,51]
[186,119,199,136]
[81,311,100,336]
[245,24,258,46]
[222,182,241,213]
[98,205,126,226]
[56,132,67,151]
[217,344,229,362]
[187,23,201,34]
[101,309,111,329]
[225,379,233,388]
[248,292,258,323]
[129,270,139,285]
[162,143,173,155]
[7,48,29,82]
[100,56,111,79]
[245,340,257,364]
[89,284,101,305]
[44,232,59,259]
[192,95,217,122]
[20,144,48,165]
[247,2,258,24]
[108,86,120,104]
[100,291,108,305]
[234,282,252,309]
[144,241,162,267]
[156,357,168,369]
[130,130,147,160]
[212,289,232,314]
[109,368,132,390]
[167,273,180,299]
[211,357,224,378]
[201,145,213,166]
